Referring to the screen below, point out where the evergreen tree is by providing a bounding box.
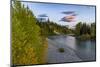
[75,22,82,35]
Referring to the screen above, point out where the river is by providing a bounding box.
[47,35,96,63]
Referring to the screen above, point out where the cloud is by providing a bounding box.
[60,15,76,22]
[61,11,75,14]
[72,14,78,16]
[38,14,48,17]
[60,11,78,22]
[37,18,46,22]
[61,11,78,16]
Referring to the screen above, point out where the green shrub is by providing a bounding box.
[79,34,91,40]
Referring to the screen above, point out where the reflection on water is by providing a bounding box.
[48,35,96,62]
[75,39,96,61]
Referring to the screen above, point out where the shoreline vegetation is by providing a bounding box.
[12,1,96,66]
[75,22,96,41]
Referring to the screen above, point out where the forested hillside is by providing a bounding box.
[36,19,96,40]
[36,19,73,36]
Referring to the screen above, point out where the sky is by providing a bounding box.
[22,2,96,28]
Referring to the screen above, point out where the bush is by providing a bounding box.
[79,34,91,40]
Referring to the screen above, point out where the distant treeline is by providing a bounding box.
[36,19,96,40]
[36,19,73,36]
[75,22,96,40]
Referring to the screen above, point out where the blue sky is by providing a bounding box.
[22,2,95,28]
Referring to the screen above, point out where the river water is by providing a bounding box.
[47,35,96,63]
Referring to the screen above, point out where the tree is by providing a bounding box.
[91,23,96,39]
[75,22,82,35]
[80,23,91,35]
[12,1,47,65]
[75,22,95,40]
